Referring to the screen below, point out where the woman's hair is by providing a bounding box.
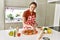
[29,2,37,7]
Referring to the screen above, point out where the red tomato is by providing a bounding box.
[17,33,21,37]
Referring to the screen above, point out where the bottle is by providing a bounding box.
[14,30,16,37]
[16,26,19,32]
[9,26,13,30]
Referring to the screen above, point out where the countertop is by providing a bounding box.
[0,28,60,40]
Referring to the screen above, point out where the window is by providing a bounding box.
[5,7,28,23]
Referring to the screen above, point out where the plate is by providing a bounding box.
[22,30,38,35]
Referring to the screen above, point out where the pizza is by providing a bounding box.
[22,29,38,35]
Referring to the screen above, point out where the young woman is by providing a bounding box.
[23,2,37,30]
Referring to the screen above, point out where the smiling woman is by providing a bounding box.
[22,2,38,30]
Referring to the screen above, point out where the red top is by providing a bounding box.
[23,9,36,22]
[23,9,36,29]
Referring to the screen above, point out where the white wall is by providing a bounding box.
[36,0,55,26]
[5,0,34,7]
[48,0,60,26]
[36,0,46,26]
[0,0,4,30]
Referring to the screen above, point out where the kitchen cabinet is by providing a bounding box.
[48,0,60,2]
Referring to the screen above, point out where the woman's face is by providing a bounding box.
[29,4,36,12]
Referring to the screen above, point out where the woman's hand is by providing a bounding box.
[32,23,38,27]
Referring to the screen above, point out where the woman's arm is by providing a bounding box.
[22,17,32,27]
[22,17,26,23]
[22,17,27,26]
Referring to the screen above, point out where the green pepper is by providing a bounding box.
[44,28,47,31]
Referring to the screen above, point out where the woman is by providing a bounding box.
[23,2,37,30]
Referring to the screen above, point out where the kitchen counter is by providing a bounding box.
[0,28,60,40]
[42,29,60,40]
[0,28,42,40]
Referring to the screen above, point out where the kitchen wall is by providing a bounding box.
[5,0,56,29]
[0,0,4,30]
[46,2,55,26]
[5,0,34,7]
[36,0,55,26]
[36,0,46,26]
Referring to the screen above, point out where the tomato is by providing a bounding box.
[17,33,21,37]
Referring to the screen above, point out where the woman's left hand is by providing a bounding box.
[33,23,38,27]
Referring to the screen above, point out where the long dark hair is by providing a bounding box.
[29,2,37,7]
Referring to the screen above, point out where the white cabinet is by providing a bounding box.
[48,0,60,2]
